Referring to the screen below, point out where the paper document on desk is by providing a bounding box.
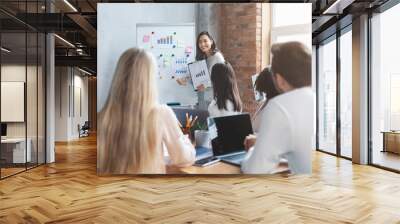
[207,117,218,140]
[188,60,211,90]
[208,123,218,140]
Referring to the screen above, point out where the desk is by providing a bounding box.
[382,131,400,154]
[1,138,31,163]
[167,162,289,174]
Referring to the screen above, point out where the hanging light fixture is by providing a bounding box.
[1,47,11,53]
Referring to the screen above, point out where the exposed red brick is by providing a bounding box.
[218,3,263,116]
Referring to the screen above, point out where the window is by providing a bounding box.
[390,74,400,130]
[317,37,337,154]
[276,33,312,46]
[340,28,352,158]
[371,2,400,171]
[271,3,312,49]
[272,4,311,27]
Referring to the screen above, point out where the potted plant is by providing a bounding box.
[191,122,210,148]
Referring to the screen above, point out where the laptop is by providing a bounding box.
[210,113,254,166]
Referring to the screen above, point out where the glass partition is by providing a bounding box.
[1,31,28,177]
[27,30,38,169]
[0,2,46,179]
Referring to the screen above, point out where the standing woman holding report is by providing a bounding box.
[177,31,225,109]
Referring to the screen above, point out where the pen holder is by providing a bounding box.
[181,127,194,142]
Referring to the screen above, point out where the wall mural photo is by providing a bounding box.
[97,3,313,175]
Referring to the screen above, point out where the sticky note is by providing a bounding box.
[185,46,193,54]
[143,35,150,43]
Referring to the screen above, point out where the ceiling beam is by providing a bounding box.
[66,13,97,46]
[55,55,96,70]
[322,0,356,14]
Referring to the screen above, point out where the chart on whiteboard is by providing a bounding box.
[137,24,197,105]
[138,28,195,80]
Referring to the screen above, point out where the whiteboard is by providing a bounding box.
[136,23,197,105]
[1,82,25,122]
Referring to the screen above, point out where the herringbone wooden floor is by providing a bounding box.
[1,135,400,223]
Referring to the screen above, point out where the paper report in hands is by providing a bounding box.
[188,60,211,90]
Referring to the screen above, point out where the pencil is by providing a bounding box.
[190,116,198,127]
[178,120,183,128]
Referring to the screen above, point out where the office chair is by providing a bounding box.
[79,121,90,138]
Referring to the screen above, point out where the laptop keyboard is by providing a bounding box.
[221,153,245,165]
[195,147,213,160]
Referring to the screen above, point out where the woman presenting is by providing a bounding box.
[177,31,225,109]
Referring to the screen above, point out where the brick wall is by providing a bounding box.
[218,3,263,116]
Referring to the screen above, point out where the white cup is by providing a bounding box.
[194,130,210,148]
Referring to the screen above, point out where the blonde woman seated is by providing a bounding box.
[98,48,195,174]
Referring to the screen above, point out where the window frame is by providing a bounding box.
[315,24,353,161]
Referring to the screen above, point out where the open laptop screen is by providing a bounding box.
[1,123,7,137]
[211,114,253,156]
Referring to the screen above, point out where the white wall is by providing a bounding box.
[197,3,220,47]
[55,67,89,141]
[71,74,89,138]
[1,65,26,81]
[97,3,197,112]
[55,67,68,141]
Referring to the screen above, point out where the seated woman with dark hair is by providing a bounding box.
[253,66,280,132]
[244,66,280,151]
[208,62,242,117]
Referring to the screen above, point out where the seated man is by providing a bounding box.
[241,42,315,174]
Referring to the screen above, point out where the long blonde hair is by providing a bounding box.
[98,48,160,174]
